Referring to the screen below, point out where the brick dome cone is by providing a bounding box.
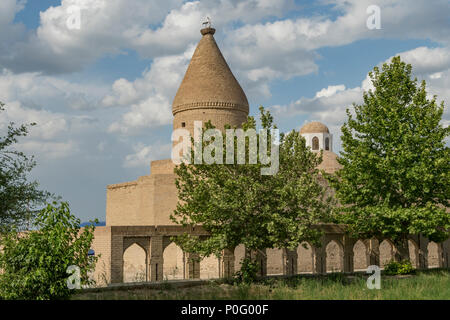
[172,27,249,134]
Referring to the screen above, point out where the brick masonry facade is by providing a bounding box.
[88,27,450,286]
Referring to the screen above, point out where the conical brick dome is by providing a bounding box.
[172,27,249,134]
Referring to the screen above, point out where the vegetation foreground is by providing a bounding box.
[74,270,450,300]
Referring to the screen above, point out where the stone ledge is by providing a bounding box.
[82,278,211,293]
[107,181,138,189]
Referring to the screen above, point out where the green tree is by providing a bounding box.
[329,56,450,261]
[0,202,98,300]
[0,102,52,230]
[171,107,332,276]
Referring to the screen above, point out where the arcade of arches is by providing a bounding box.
[93,225,450,285]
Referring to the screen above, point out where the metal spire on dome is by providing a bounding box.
[201,17,215,36]
[202,17,211,28]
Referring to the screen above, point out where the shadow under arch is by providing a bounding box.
[297,242,313,274]
[379,239,395,267]
[266,248,284,275]
[234,244,246,273]
[163,241,184,280]
[200,254,220,279]
[407,239,419,267]
[427,241,441,268]
[353,240,368,270]
[123,243,147,283]
[325,239,344,273]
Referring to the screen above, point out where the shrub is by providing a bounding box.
[233,258,259,284]
[0,202,98,300]
[384,260,415,275]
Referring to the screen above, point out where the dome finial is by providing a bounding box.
[201,17,215,35]
[172,18,249,134]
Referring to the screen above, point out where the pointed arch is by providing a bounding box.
[312,136,319,150]
[200,254,220,279]
[353,240,367,270]
[163,242,184,280]
[234,244,246,272]
[297,242,313,273]
[408,239,419,268]
[123,243,147,283]
[379,239,394,267]
[266,248,284,275]
[427,242,440,268]
[326,240,344,272]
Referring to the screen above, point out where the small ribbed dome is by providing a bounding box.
[172,27,249,116]
[300,121,329,134]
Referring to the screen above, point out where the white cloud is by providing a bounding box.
[0,69,107,111]
[272,84,362,129]
[390,46,450,119]
[217,0,450,97]
[19,140,79,160]
[106,47,194,134]
[394,46,450,75]
[0,0,185,73]
[0,69,106,161]
[272,44,450,153]
[0,101,80,160]
[123,142,172,168]
[2,0,449,103]
[429,72,442,80]
[0,100,68,140]
[1,0,295,74]
[315,85,346,98]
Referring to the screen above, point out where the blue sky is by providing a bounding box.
[1,0,449,222]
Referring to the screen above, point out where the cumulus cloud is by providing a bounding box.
[392,46,450,120]
[0,0,295,74]
[393,46,450,75]
[132,0,296,58]
[123,142,172,168]
[0,100,81,161]
[0,0,26,44]
[0,70,106,161]
[221,0,450,97]
[271,44,450,153]
[106,47,194,134]
[0,100,68,140]
[315,85,346,98]
[19,140,79,160]
[1,0,185,73]
[271,83,362,128]
[2,0,449,103]
[0,70,108,113]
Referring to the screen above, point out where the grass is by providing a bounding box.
[73,269,450,300]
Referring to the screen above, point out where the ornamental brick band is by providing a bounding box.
[172,101,249,115]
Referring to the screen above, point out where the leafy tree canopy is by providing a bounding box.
[0,102,53,230]
[171,107,333,260]
[329,56,450,259]
[0,202,98,300]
